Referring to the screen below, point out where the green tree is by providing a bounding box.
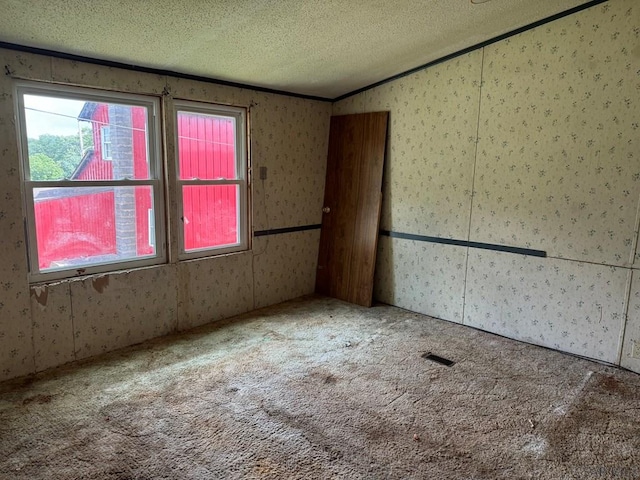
[28,130,92,179]
[29,153,64,181]
[81,126,94,151]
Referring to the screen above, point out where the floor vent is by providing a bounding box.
[422,352,455,367]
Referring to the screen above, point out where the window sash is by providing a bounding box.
[27,179,159,188]
[174,101,248,259]
[16,82,165,282]
[18,84,157,182]
[29,184,158,278]
[178,179,243,186]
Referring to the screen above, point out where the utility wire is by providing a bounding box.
[25,107,235,148]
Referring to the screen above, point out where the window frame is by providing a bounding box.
[173,100,249,260]
[15,81,166,282]
[100,125,113,160]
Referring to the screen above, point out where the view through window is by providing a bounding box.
[17,85,163,280]
[175,102,248,258]
[17,84,249,281]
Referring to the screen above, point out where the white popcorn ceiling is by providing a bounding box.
[0,0,597,98]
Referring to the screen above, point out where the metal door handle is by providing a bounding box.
[322,207,330,213]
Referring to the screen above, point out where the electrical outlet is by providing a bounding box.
[259,166,268,180]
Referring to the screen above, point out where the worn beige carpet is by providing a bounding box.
[1,295,639,479]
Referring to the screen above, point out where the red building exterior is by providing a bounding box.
[33,104,237,270]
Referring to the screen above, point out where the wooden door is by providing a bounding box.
[316,112,388,307]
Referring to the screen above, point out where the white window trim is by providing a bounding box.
[174,100,249,260]
[15,81,166,282]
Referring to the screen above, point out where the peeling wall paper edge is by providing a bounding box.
[32,264,166,297]
[30,285,48,309]
[91,275,110,294]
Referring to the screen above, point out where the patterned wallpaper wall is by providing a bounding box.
[374,237,467,323]
[0,52,37,380]
[623,272,640,371]
[0,49,330,381]
[474,2,639,266]
[253,230,321,309]
[335,0,640,371]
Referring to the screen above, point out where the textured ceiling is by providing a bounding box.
[0,0,596,99]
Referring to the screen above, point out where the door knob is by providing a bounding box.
[322,207,331,213]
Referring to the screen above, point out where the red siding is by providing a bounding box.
[178,113,237,250]
[178,114,235,179]
[77,104,113,181]
[35,191,116,269]
[182,185,238,249]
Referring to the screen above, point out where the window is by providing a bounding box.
[100,126,112,160]
[175,101,248,258]
[16,83,250,282]
[16,83,164,281]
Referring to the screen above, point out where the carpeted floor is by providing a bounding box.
[1,295,639,479]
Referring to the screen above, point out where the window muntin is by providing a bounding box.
[17,83,164,281]
[175,102,248,257]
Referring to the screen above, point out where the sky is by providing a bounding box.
[24,95,88,138]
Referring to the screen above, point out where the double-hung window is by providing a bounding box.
[16,83,249,282]
[175,101,248,258]
[16,83,164,281]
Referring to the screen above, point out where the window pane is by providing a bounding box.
[177,111,236,180]
[182,185,239,251]
[33,186,156,271]
[24,94,150,181]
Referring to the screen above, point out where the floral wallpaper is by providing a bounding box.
[636,231,640,266]
[333,0,640,371]
[30,282,74,372]
[366,52,482,240]
[374,237,466,323]
[621,271,640,372]
[71,266,178,360]
[464,250,628,364]
[334,52,482,240]
[468,0,639,367]
[472,0,640,267]
[51,58,167,96]
[251,94,330,231]
[177,252,253,331]
[0,47,329,382]
[253,230,320,309]
[0,50,41,381]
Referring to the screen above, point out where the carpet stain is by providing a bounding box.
[21,393,54,405]
[598,374,628,394]
[0,296,639,480]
